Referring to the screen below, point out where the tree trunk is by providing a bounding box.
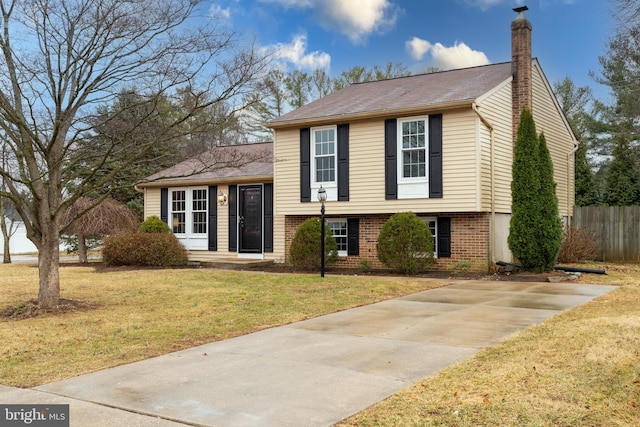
[1,214,11,263]
[3,233,10,263]
[78,232,87,263]
[38,229,61,308]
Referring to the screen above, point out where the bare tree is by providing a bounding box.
[0,196,19,264]
[0,0,266,307]
[62,197,138,263]
[0,140,18,263]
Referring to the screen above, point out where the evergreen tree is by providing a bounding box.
[603,132,640,205]
[508,108,542,270]
[593,0,640,205]
[509,110,564,271]
[553,77,600,205]
[537,133,564,270]
[574,139,601,206]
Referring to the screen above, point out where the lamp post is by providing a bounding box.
[317,186,327,278]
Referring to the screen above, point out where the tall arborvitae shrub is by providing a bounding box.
[508,108,542,270]
[537,132,563,270]
[509,110,564,272]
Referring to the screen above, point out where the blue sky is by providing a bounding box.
[206,0,614,101]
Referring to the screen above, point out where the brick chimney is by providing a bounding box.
[511,6,532,142]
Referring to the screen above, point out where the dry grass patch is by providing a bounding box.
[0,263,447,388]
[338,263,640,427]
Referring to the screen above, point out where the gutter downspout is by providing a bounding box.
[472,102,496,268]
[567,139,579,227]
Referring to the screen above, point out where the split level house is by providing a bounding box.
[137,7,577,273]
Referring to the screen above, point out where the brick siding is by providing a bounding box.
[284,212,491,273]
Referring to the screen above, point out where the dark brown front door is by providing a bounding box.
[238,185,262,253]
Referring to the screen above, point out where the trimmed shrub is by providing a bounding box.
[376,212,434,274]
[138,215,171,233]
[103,232,187,266]
[289,218,338,270]
[557,226,596,263]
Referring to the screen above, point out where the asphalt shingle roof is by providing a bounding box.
[138,142,273,187]
[268,62,513,127]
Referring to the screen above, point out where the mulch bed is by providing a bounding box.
[0,299,98,321]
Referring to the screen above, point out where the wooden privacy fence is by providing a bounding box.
[572,206,640,262]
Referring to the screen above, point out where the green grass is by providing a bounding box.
[0,264,446,387]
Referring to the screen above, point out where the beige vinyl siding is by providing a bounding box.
[476,81,514,213]
[531,62,575,217]
[274,109,481,216]
[143,187,162,218]
[271,214,285,262]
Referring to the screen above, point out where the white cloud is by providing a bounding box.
[464,0,505,11]
[430,42,490,69]
[265,34,331,70]
[406,37,432,61]
[260,0,398,44]
[406,37,490,70]
[315,0,398,44]
[209,4,232,20]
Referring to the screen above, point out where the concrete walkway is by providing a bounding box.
[1,280,615,426]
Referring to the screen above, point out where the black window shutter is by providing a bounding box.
[429,114,443,198]
[300,128,311,202]
[384,119,397,200]
[337,124,349,201]
[437,217,451,258]
[263,183,274,252]
[347,218,359,256]
[160,188,168,225]
[207,186,218,251]
[228,185,237,252]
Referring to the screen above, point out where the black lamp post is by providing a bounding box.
[317,185,327,278]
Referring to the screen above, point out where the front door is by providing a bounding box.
[238,185,262,253]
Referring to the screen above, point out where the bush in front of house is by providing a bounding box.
[138,215,171,233]
[376,212,434,274]
[289,218,338,270]
[103,232,187,266]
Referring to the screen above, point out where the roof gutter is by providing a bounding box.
[135,174,274,190]
[267,99,474,129]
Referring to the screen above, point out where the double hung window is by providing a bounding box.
[171,190,186,234]
[396,116,429,199]
[170,187,207,236]
[421,216,438,257]
[400,117,427,179]
[311,126,337,200]
[327,219,348,256]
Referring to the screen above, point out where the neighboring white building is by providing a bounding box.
[1,219,38,254]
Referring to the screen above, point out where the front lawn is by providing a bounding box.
[0,264,446,387]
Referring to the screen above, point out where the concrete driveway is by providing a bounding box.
[2,280,615,427]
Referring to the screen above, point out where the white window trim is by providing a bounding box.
[169,187,208,246]
[397,116,429,199]
[327,218,348,257]
[311,125,338,202]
